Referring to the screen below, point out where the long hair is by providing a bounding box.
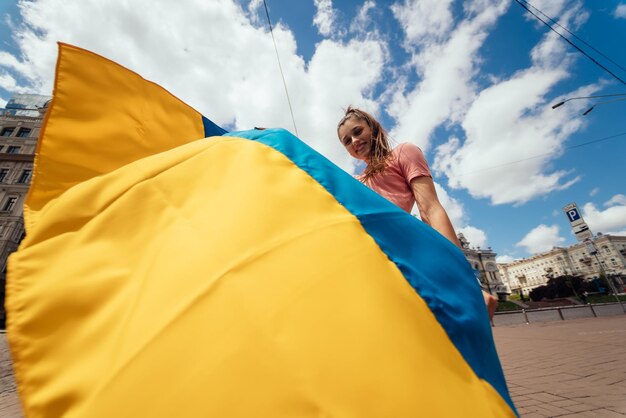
[337,106,392,180]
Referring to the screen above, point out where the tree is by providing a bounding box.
[528,275,586,301]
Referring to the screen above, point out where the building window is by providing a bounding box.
[0,168,8,182]
[2,196,17,212]
[16,128,31,138]
[1,127,15,137]
[17,169,32,184]
[7,146,20,154]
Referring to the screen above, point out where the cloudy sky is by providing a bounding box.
[1,0,625,262]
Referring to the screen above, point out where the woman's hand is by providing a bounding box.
[483,290,498,320]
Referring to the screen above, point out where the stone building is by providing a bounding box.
[498,234,626,296]
[0,94,50,327]
[457,233,509,300]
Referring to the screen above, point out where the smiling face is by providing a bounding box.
[338,116,373,162]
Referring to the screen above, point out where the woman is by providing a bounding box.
[337,106,497,318]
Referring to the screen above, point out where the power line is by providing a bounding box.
[519,0,626,75]
[513,0,626,86]
[262,0,299,137]
[582,97,626,116]
[454,131,626,177]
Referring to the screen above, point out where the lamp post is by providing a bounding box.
[552,93,626,115]
[586,239,626,314]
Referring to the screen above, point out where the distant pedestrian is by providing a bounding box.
[581,291,589,304]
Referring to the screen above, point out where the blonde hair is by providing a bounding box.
[337,106,391,180]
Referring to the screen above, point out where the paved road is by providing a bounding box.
[1,316,625,417]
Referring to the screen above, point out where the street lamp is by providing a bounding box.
[586,238,626,314]
[552,93,626,115]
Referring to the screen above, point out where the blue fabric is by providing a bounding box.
[228,128,517,415]
[202,115,227,138]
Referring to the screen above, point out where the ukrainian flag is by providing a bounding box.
[6,43,517,417]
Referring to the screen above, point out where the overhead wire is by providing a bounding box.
[582,97,626,116]
[518,0,626,75]
[262,0,299,137]
[453,131,626,177]
[513,0,626,86]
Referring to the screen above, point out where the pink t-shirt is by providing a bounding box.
[357,143,431,213]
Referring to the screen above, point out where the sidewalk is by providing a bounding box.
[1,316,625,417]
[0,332,21,418]
[494,316,626,417]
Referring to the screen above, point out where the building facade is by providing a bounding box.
[458,233,509,299]
[0,94,50,327]
[498,234,626,296]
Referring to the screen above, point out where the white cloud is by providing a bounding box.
[388,0,509,151]
[0,97,7,109]
[590,187,600,197]
[518,0,570,23]
[496,255,516,264]
[516,224,565,254]
[432,3,596,205]
[614,4,626,19]
[390,0,455,45]
[350,0,375,34]
[458,225,487,248]
[246,0,263,25]
[433,75,590,205]
[0,0,386,173]
[605,194,626,207]
[0,71,32,94]
[582,196,626,235]
[313,0,337,37]
[0,73,18,91]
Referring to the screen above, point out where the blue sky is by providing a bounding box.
[1,0,625,262]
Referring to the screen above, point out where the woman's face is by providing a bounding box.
[338,117,372,161]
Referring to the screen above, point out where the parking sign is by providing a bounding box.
[566,207,580,223]
[563,202,592,241]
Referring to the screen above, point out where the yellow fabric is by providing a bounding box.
[25,43,205,227]
[9,137,513,417]
[7,44,515,417]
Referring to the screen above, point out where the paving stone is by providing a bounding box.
[527,392,568,403]
[586,408,626,417]
[551,399,583,408]
[525,403,570,416]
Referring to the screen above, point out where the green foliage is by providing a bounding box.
[528,275,593,302]
[495,301,523,312]
[586,294,626,304]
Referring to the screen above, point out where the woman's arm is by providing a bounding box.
[410,176,460,247]
[411,176,498,319]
